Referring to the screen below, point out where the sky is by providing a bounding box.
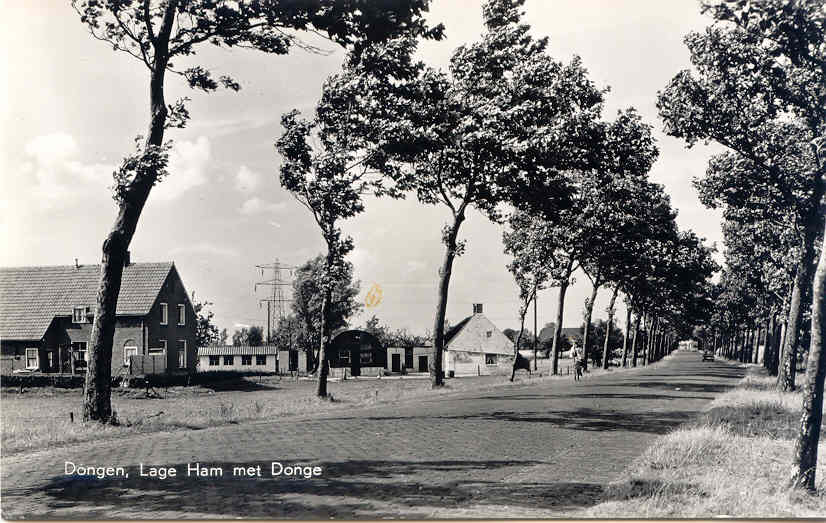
[0,0,725,339]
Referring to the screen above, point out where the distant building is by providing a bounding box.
[328,330,386,377]
[0,258,197,376]
[441,304,513,376]
[196,345,306,374]
[387,304,514,377]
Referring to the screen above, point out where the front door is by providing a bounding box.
[418,356,428,373]
[350,349,360,377]
[391,353,401,372]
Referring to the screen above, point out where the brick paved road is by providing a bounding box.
[1,351,744,519]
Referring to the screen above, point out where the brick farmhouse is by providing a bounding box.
[0,260,197,376]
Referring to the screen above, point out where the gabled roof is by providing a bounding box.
[198,345,282,356]
[0,262,174,341]
[444,316,472,345]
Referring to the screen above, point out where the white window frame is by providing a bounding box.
[148,339,167,355]
[71,341,88,362]
[241,355,252,366]
[160,303,168,325]
[256,355,267,366]
[486,331,492,338]
[25,348,39,370]
[209,355,220,366]
[485,354,497,365]
[177,304,186,326]
[223,355,234,365]
[72,307,86,324]
[177,340,186,368]
[124,345,138,366]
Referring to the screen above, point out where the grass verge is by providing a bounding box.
[585,365,826,518]
[1,354,660,457]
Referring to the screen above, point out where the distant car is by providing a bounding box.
[702,351,715,361]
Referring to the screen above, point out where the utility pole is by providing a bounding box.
[255,259,294,343]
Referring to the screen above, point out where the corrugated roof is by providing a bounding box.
[0,262,174,340]
[197,345,283,356]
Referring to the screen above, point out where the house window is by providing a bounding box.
[71,341,87,362]
[256,355,267,365]
[160,303,168,325]
[124,341,138,366]
[485,354,497,365]
[223,355,234,365]
[339,350,350,364]
[72,307,86,324]
[360,351,372,364]
[177,340,186,368]
[209,356,220,366]
[25,348,39,370]
[241,355,252,366]
[178,304,186,326]
[486,331,492,338]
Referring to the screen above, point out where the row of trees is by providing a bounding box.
[658,0,825,491]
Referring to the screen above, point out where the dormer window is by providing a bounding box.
[160,303,168,325]
[72,307,86,324]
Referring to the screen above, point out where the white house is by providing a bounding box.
[442,304,513,376]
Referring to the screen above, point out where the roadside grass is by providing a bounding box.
[1,354,656,457]
[586,365,826,518]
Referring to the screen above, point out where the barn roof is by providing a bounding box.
[197,345,282,356]
[0,262,174,341]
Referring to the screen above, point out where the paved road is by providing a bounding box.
[1,351,744,519]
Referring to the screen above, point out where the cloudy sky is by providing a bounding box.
[1,1,724,338]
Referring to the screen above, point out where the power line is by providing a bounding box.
[255,259,295,342]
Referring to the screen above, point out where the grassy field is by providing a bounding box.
[585,365,826,518]
[1,356,624,457]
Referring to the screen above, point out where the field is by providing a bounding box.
[1,357,613,457]
[585,365,826,518]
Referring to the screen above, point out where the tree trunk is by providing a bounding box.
[533,286,538,371]
[581,279,600,371]
[779,226,819,391]
[550,276,570,375]
[315,285,331,397]
[511,299,529,382]
[621,306,632,368]
[82,16,176,422]
[763,315,774,370]
[602,287,618,370]
[631,313,641,367]
[431,207,466,388]
[788,146,826,490]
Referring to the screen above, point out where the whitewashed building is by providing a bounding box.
[443,304,513,376]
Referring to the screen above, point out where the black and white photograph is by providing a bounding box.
[1,0,825,519]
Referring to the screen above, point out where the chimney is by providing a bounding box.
[74,258,79,269]
[124,250,131,267]
[472,303,483,315]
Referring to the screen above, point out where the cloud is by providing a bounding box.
[152,136,211,202]
[269,221,282,228]
[7,133,114,211]
[169,242,241,258]
[235,165,262,193]
[240,197,287,215]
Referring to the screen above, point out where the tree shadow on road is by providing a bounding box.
[5,459,623,519]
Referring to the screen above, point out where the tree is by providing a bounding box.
[283,254,362,388]
[692,0,826,490]
[73,0,442,422]
[657,12,824,394]
[232,326,264,347]
[372,0,608,388]
[192,294,220,347]
[503,210,561,380]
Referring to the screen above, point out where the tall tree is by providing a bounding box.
[73,0,442,422]
[377,0,607,387]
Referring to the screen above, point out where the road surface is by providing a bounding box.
[0,351,744,519]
